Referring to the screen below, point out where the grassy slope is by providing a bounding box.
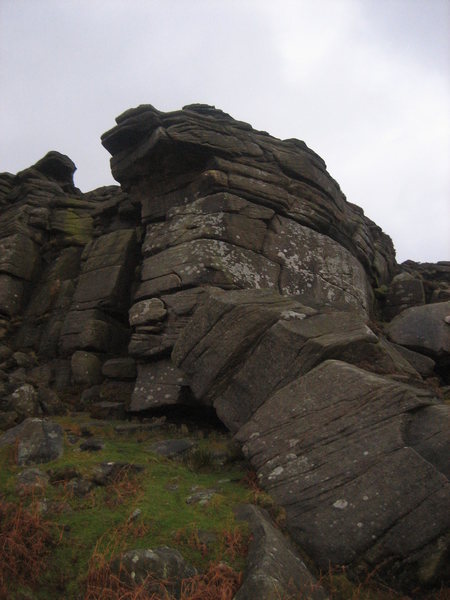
[0,414,251,599]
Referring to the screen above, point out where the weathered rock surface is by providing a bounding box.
[16,467,49,493]
[109,546,196,599]
[174,288,449,588]
[235,504,328,600]
[384,272,425,319]
[235,361,449,578]
[0,417,63,465]
[402,260,450,304]
[173,289,421,431]
[149,438,195,458]
[387,301,450,359]
[102,104,395,289]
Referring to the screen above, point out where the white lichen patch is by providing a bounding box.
[333,499,348,510]
[268,466,284,480]
[280,310,306,320]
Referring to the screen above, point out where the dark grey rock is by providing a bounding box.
[0,410,18,430]
[236,360,449,578]
[99,380,134,408]
[79,438,104,452]
[235,504,328,600]
[8,383,41,419]
[92,462,145,485]
[0,274,24,317]
[38,386,67,415]
[109,546,196,599]
[102,104,396,287]
[90,401,125,420]
[67,477,94,497]
[384,272,425,319]
[129,298,167,325]
[387,301,450,359]
[0,417,63,465]
[405,404,450,479]
[130,360,187,412]
[149,438,195,458]
[80,385,101,408]
[71,229,137,312]
[185,488,216,506]
[16,467,49,492]
[71,351,103,386]
[33,151,76,186]
[102,357,137,379]
[0,233,40,281]
[392,343,436,377]
[12,351,36,369]
[173,289,421,431]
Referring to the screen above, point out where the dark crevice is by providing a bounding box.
[134,402,229,433]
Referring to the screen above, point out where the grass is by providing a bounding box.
[0,413,251,599]
[0,499,61,598]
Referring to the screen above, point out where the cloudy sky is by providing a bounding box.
[1,0,449,263]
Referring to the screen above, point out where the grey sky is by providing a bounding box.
[1,0,449,263]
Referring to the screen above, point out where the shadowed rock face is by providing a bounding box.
[1,105,449,593]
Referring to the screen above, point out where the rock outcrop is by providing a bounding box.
[1,104,449,594]
[172,288,449,587]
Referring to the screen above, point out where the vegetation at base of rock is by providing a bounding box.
[85,559,242,600]
[0,499,60,597]
[0,413,251,599]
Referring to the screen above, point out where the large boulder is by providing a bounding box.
[8,383,41,419]
[173,289,421,431]
[387,301,450,368]
[235,360,449,586]
[235,505,328,600]
[0,418,63,465]
[173,289,449,589]
[130,359,187,412]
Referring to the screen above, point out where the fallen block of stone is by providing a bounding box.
[0,418,63,465]
[234,504,328,600]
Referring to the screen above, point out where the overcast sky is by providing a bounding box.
[1,0,449,263]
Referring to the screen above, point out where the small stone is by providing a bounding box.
[109,547,196,598]
[16,467,49,492]
[129,299,167,326]
[149,439,195,458]
[92,462,145,485]
[67,477,94,497]
[79,438,105,452]
[0,418,63,465]
[129,508,142,521]
[186,489,216,505]
[90,401,125,420]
